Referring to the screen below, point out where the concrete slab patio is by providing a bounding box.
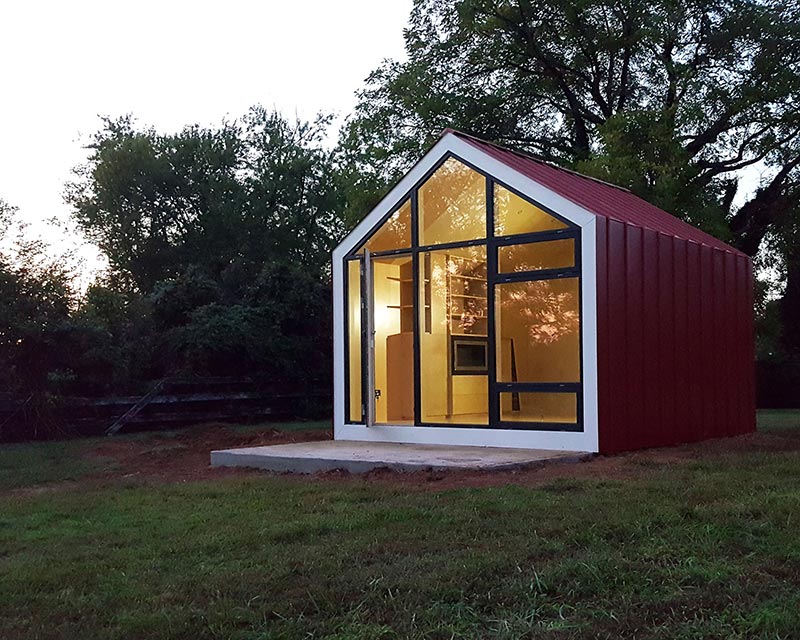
[210,441,591,474]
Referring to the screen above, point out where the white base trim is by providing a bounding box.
[337,423,597,453]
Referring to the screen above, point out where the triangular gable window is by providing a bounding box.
[494,184,567,236]
[419,157,485,245]
[355,199,411,254]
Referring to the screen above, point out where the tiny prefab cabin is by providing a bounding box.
[332,130,755,454]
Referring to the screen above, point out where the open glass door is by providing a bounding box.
[364,248,416,426]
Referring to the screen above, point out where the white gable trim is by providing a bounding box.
[332,133,599,453]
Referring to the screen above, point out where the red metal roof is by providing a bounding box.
[449,130,745,256]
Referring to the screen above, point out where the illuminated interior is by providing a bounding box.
[345,155,581,430]
[419,245,488,424]
[495,278,581,384]
[347,260,362,423]
[357,199,411,254]
[371,254,414,424]
[500,392,578,423]
[494,184,567,236]
[498,239,575,273]
[419,158,485,246]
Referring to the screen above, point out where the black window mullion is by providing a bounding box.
[493,228,579,246]
[343,256,352,423]
[359,258,367,423]
[486,177,499,426]
[495,382,581,393]
[411,190,422,426]
[494,268,580,284]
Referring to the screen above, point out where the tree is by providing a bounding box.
[67,108,346,294]
[66,108,346,385]
[341,0,800,255]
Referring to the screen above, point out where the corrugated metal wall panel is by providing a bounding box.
[594,217,612,453]
[602,219,630,453]
[686,242,704,443]
[642,229,660,446]
[625,225,646,449]
[699,245,714,440]
[596,222,756,454]
[656,233,676,446]
[673,239,690,445]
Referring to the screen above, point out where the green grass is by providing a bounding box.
[755,409,800,434]
[0,413,799,639]
[0,438,114,491]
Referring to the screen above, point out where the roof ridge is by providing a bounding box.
[443,128,632,194]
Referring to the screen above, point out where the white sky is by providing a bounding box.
[0,0,413,281]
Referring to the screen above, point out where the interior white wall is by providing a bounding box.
[332,133,600,453]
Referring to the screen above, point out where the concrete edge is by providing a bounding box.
[210,449,595,475]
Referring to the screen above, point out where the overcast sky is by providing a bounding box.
[0,0,413,278]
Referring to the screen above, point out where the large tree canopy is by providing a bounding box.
[68,107,345,293]
[342,0,800,257]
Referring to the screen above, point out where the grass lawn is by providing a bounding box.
[1,413,799,639]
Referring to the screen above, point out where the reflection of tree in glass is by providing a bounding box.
[426,246,487,334]
[364,199,411,252]
[448,251,486,333]
[419,158,485,242]
[499,240,574,273]
[500,279,579,344]
[494,186,566,237]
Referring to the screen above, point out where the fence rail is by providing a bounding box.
[0,377,332,441]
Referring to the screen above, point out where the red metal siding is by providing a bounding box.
[596,222,756,454]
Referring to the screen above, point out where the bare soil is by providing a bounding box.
[81,424,800,491]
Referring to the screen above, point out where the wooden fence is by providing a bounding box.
[0,378,331,441]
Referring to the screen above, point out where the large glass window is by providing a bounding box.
[500,392,578,424]
[419,245,488,424]
[495,278,581,384]
[346,154,582,432]
[346,259,362,423]
[419,158,485,246]
[357,199,411,254]
[494,185,567,237]
[498,239,575,273]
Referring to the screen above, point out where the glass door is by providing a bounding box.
[364,249,416,426]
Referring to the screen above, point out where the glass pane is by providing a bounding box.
[372,254,414,424]
[358,199,411,254]
[495,278,580,383]
[419,245,488,424]
[494,185,567,237]
[347,259,362,422]
[500,392,577,423]
[419,157,486,246]
[498,239,575,273]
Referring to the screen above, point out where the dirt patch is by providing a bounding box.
[85,424,332,483]
[79,427,800,491]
